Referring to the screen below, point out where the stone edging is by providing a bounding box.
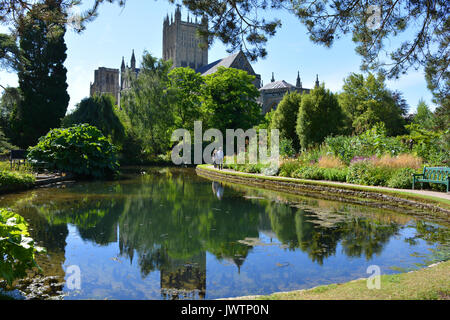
[196,166,450,218]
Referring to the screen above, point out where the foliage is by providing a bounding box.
[325,123,407,164]
[62,94,125,147]
[412,99,434,130]
[27,124,119,178]
[386,168,417,189]
[167,67,203,132]
[346,161,395,186]
[270,91,302,150]
[291,166,348,182]
[0,169,34,193]
[120,52,175,155]
[317,155,345,169]
[296,84,344,149]
[201,66,261,132]
[11,2,69,148]
[279,138,295,158]
[0,208,44,285]
[372,154,422,170]
[278,158,301,177]
[339,73,407,136]
[404,124,448,165]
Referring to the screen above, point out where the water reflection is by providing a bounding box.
[0,167,448,299]
[212,181,224,200]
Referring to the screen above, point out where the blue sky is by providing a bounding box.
[0,1,436,113]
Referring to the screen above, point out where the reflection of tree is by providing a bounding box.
[264,200,401,265]
[339,218,400,260]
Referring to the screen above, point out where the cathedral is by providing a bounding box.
[89,6,316,113]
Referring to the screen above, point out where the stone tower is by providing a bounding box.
[162,5,208,69]
[89,67,120,103]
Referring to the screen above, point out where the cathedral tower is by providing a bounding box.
[162,5,208,69]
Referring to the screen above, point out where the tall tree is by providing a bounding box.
[62,94,125,146]
[167,67,203,133]
[339,73,407,136]
[270,91,302,151]
[296,84,344,149]
[120,52,175,155]
[413,99,434,130]
[2,1,447,105]
[13,0,69,148]
[201,66,261,133]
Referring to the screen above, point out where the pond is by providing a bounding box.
[0,167,449,299]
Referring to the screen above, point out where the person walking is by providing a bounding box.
[212,149,217,168]
[216,147,224,170]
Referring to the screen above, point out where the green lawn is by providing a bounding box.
[234,261,450,300]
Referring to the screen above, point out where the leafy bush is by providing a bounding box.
[387,168,416,189]
[325,123,407,164]
[0,170,35,193]
[27,124,119,179]
[292,166,324,180]
[279,159,302,177]
[346,161,395,186]
[279,138,296,158]
[0,209,45,284]
[292,166,348,182]
[322,167,348,182]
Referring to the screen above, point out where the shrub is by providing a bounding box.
[279,158,302,177]
[0,170,35,193]
[346,161,395,186]
[279,138,296,158]
[387,168,416,189]
[322,167,348,182]
[27,124,119,179]
[0,209,45,284]
[292,166,324,180]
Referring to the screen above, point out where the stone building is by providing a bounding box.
[196,50,261,88]
[163,5,208,70]
[89,67,120,102]
[120,49,140,92]
[258,72,320,114]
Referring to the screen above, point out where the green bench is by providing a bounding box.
[412,167,450,192]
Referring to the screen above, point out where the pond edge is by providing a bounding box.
[196,165,450,219]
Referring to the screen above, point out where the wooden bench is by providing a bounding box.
[9,149,27,170]
[412,167,450,192]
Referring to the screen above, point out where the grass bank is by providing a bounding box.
[229,261,450,300]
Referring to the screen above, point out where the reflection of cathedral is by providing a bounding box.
[160,253,206,300]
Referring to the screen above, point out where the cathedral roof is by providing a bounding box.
[259,80,297,91]
[196,52,241,76]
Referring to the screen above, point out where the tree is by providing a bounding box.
[167,67,203,132]
[413,99,434,130]
[177,1,449,103]
[120,52,175,155]
[339,73,407,136]
[201,66,261,133]
[270,91,302,151]
[62,94,125,146]
[296,84,344,149]
[2,1,447,104]
[12,1,69,148]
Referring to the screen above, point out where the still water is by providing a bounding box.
[1,167,448,299]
